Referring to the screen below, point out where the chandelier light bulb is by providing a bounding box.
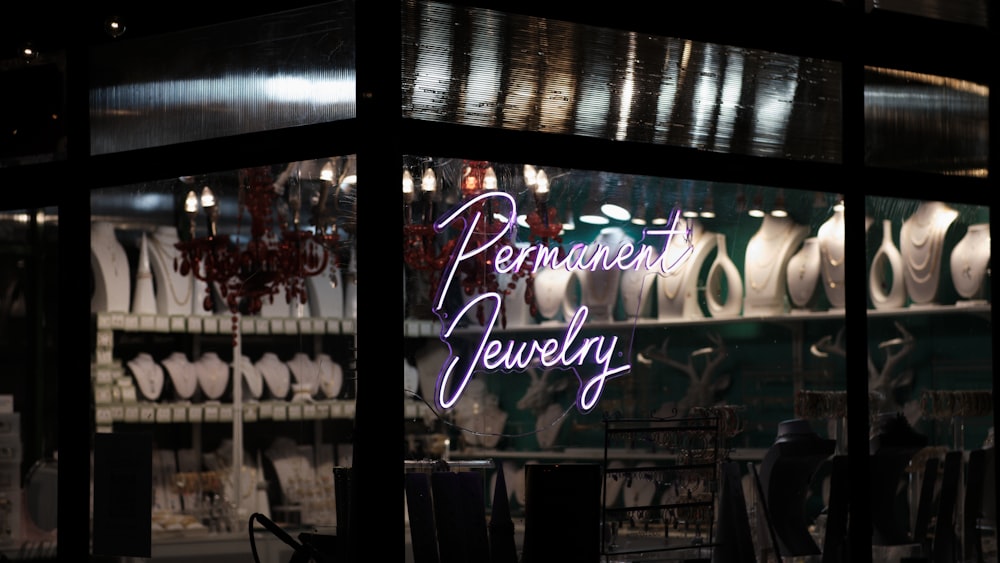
[402,169,414,200]
[483,167,498,191]
[523,164,538,187]
[535,169,550,201]
[421,168,437,193]
[320,161,335,182]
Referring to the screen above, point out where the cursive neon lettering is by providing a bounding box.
[430,191,692,414]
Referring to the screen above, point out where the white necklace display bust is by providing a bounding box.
[195,351,230,401]
[91,221,132,314]
[899,201,958,306]
[657,218,717,320]
[817,208,846,309]
[255,352,291,400]
[316,353,344,399]
[147,226,195,316]
[161,352,199,401]
[127,352,165,401]
[743,215,809,316]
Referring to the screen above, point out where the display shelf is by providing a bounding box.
[451,447,768,462]
[94,399,357,429]
[96,312,356,336]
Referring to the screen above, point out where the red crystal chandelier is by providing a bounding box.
[174,165,338,318]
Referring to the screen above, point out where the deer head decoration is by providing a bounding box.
[639,332,731,417]
[810,322,915,415]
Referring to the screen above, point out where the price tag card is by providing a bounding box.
[258,402,274,419]
[155,407,172,423]
[96,313,112,330]
[287,404,303,420]
[203,406,220,423]
[139,406,155,423]
[110,406,125,422]
[254,319,269,334]
[202,316,220,334]
[341,319,355,334]
[170,316,187,332]
[219,406,234,422]
[124,406,140,423]
[94,368,114,385]
[109,313,126,329]
[272,405,288,421]
[283,319,299,334]
[171,406,188,423]
[154,316,171,332]
[124,315,139,331]
[342,401,356,417]
[315,403,330,418]
[96,408,114,426]
[187,407,203,423]
[303,404,318,419]
[243,405,258,422]
[326,319,341,334]
[269,319,285,334]
[138,315,157,331]
[327,402,343,417]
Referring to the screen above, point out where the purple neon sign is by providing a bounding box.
[430,190,692,414]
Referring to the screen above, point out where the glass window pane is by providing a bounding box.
[88,2,356,155]
[403,156,846,561]
[402,2,843,163]
[865,67,989,177]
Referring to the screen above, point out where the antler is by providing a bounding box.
[641,333,731,414]
[810,325,846,358]
[870,321,915,410]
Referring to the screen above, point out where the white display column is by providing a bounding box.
[743,215,809,316]
[899,201,958,306]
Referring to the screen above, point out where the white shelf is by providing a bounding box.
[95,312,355,335]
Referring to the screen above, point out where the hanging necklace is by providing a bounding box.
[128,353,164,400]
[149,233,193,307]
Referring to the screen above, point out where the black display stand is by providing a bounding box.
[821,455,850,563]
[712,461,755,563]
[522,463,601,563]
[758,419,836,557]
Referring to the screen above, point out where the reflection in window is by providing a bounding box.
[88,2,356,155]
[402,1,843,163]
[865,67,989,176]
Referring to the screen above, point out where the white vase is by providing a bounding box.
[869,220,907,310]
[705,233,743,318]
[786,237,821,311]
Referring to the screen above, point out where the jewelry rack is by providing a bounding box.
[600,413,724,561]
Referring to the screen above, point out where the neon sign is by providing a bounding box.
[430,190,692,414]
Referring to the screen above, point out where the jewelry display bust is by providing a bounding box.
[453,379,508,449]
[818,207,846,309]
[126,352,165,401]
[91,221,131,314]
[705,233,743,318]
[161,352,199,401]
[532,265,575,325]
[743,215,809,316]
[899,201,958,306]
[619,250,658,320]
[316,353,344,399]
[255,352,291,401]
[572,227,630,323]
[195,351,231,401]
[950,222,990,304]
[287,352,320,400]
[147,226,196,316]
[786,237,822,311]
[657,218,717,320]
[239,354,264,401]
